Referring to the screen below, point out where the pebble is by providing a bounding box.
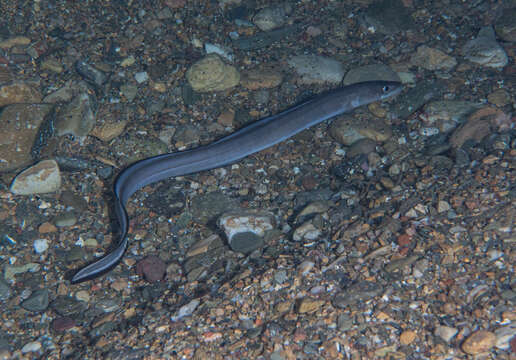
[0,280,11,301]
[240,68,283,90]
[52,317,76,332]
[495,324,516,350]
[218,211,275,242]
[0,36,31,49]
[330,114,392,146]
[461,330,496,354]
[0,82,41,107]
[134,71,148,83]
[21,341,41,354]
[434,325,458,343]
[292,222,321,241]
[50,295,88,317]
[10,160,61,195]
[3,263,41,281]
[287,55,344,84]
[297,201,330,219]
[54,212,77,227]
[136,255,166,282]
[344,64,400,84]
[399,330,417,345]
[186,54,240,92]
[333,281,383,308]
[39,222,57,233]
[75,290,90,302]
[54,92,96,137]
[494,8,516,42]
[420,100,482,133]
[450,107,505,148]
[204,43,234,62]
[462,26,508,69]
[21,289,49,312]
[0,103,53,171]
[297,260,315,276]
[297,298,325,314]
[33,239,48,254]
[75,60,107,86]
[171,299,200,321]
[252,3,292,31]
[411,45,457,70]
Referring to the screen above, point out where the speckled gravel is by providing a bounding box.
[0,0,515,359]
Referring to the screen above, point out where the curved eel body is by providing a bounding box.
[71,81,403,283]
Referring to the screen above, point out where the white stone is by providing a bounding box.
[21,341,41,353]
[10,160,61,195]
[33,239,48,254]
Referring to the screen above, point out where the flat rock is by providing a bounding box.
[462,26,508,69]
[252,3,292,31]
[0,103,54,171]
[461,330,496,355]
[186,54,240,92]
[54,92,97,137]
[0,82,41,107]
[287,55,344,84]
[10,160,61,195]
[329,114,392,146]
[411,45,457,70]
[343,64,400,85]
[494,7,516,42]
[240,68,283,90]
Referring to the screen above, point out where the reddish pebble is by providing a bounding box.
[136,255,166,282]
[397,234,412,247]
[52,317,76,332]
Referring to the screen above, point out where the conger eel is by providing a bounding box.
[71,80,403,283]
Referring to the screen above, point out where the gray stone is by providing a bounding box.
[21,289,49,312]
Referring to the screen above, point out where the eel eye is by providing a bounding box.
[382,85,390,92]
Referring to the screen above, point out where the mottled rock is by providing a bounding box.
[0,103,53,171]
[52,317,76,332]
[435,325,458,343]
[253,3,292,31]
[461,330,496,354]
[329,114,392,146]
[362,0,415,34]
[333,281,383,308]
[495,8,516,42]
[136,255,166,282]
[10,160,61,195]
[54,92,97,137]
[0,82,41,107]
[462,27,508,69]
[296,298,325,314]
[0,36,31,49]
[218,211,275,242]
[241,68,283,90]
[190,191,239,224]
[343,64,400,85]
[186,54,240,92]
[293,222,321,241]
[3,263,40,281]
[287,55,344,84]
[450,107,509,148]
[171,298,200,321]
[411,45,457,70]
[21,289,49,312]
[495,324,516,350]
[420,101,482,133]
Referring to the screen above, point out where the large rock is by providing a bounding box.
[10,160,61,195]
[0,103,54,172]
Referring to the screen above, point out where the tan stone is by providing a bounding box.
[461,330,496,355]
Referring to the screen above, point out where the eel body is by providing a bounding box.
[71,80,403,283]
